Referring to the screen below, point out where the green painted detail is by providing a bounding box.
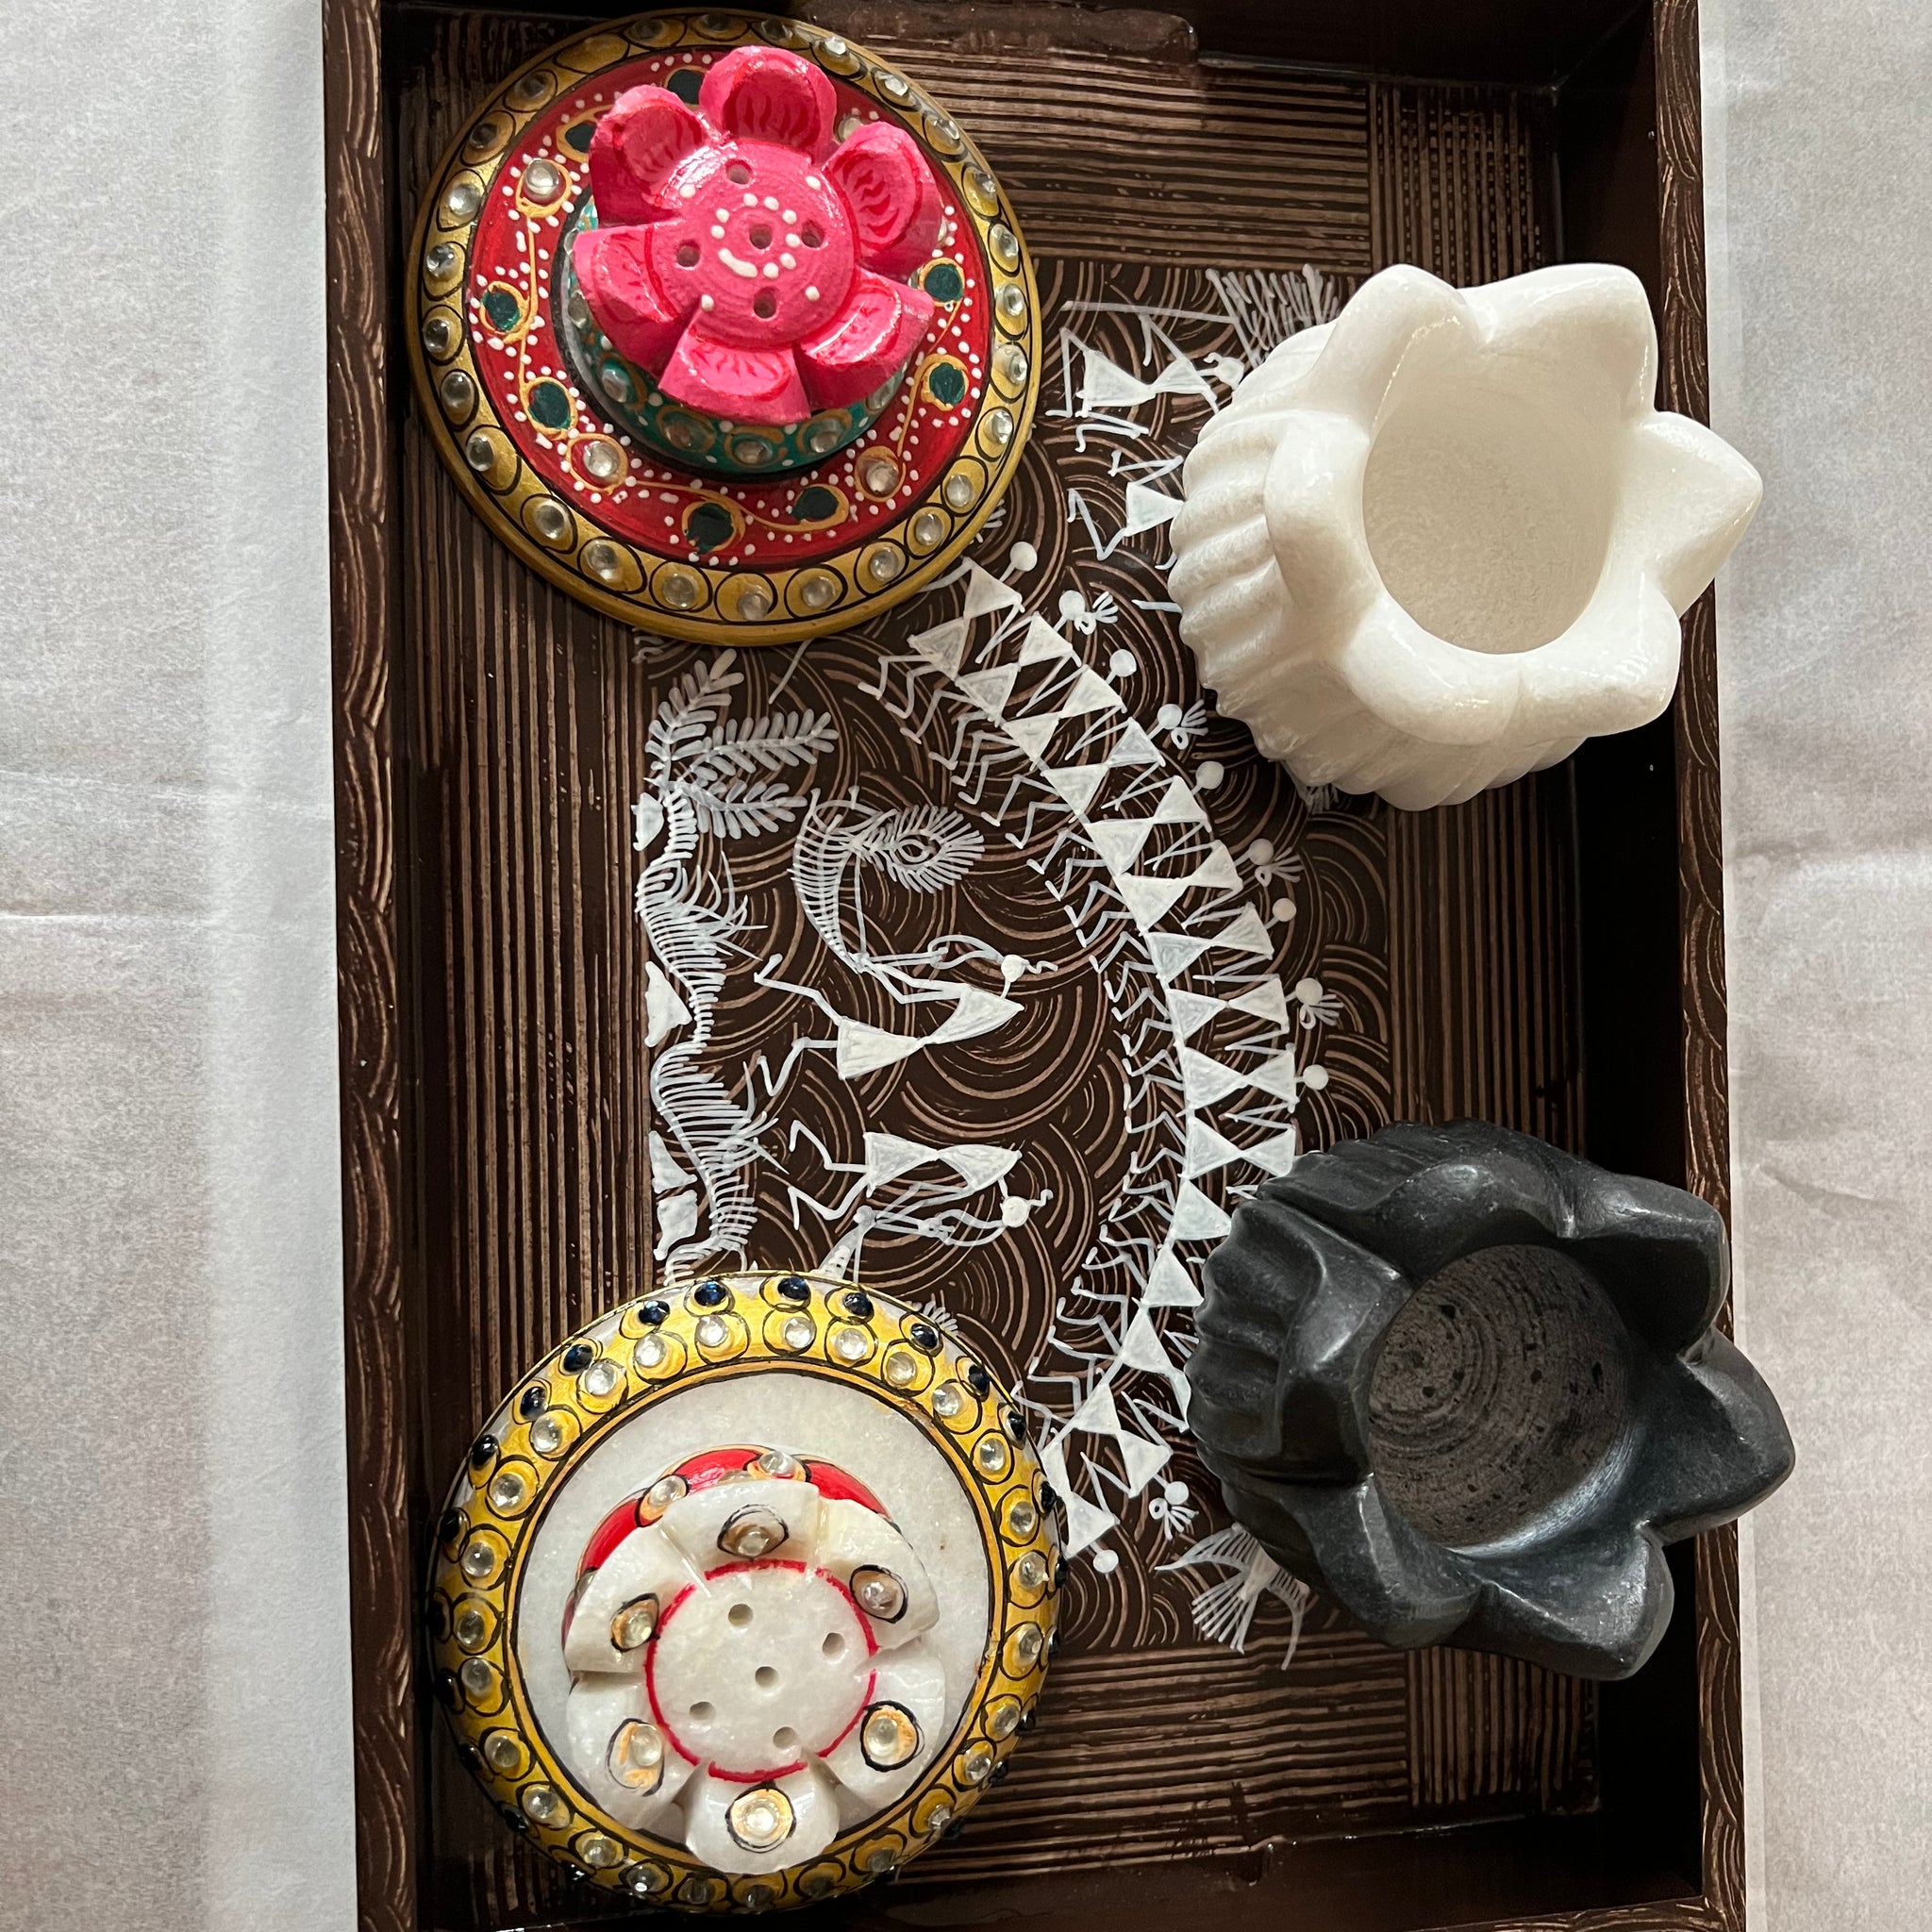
[527,379,573,430]
[927,361,968,407]
[483,285,524,331]
[794,485,841,523]
[667,68,704,104]
[686,503,738,552]
[924,260,965,304]
[563,120,594,153]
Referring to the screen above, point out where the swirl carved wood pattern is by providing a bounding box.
[327,5,1741,1929]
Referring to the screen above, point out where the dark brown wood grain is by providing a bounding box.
[323,1,417,1929]
[324,4,1744,1928]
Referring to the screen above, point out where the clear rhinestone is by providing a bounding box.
[932,1381,964,1418]
[609,1719,666,1788]
[581,1357,620,1396]
[996,282,1026,322]
[799,1871,835,1900]
[455,1606,489,1648]
[645,1474,688,1512]
[864,1846,896,1874]
[484,1730,522,1773]
[999,344,1029,386]
[583,539,626,586]
[987,408,1015,448]
[1017,1550,1047,1588]
[1014,1623,1043,1664]
[883,1348,919,1387]
[782,1314,815,1350]
[990,224,1021,269]
[458,1656,494,1695]
[521,1782,566,1824]
[508,70,550,107]
[867,377,898,412]
[659,566,704,610]
[628,1863,667,1895]
[737,585,773,621]
[743,1881,778,1910]
[460,1538,496,1580]
[529,1413,563,1455]
[912,510,945,547]
[599,362,632,404]
[943,473,975,510]
[830,1324,870,1362]
[865,547,903,584]
[445,180,480,220]
[438,369,475,416]
[464,429,494,472]
[732,435,775,467]
[861,456,899,495]
[610,1594,658,1651]
[579,1833,622,1869]
[796,571,839,611]
[805,414,844,455]
[564,286,591,332]
[727,1786,793,1849]
[695,1313,729,1348]
[1008,1498,1038,1537]
[756,1447,800,1477]
[989,1698,1022,1739]
[679,1876,719,1907]
[854,1566,907,1620]
[421,313,457,358]
[961,1741,994,1784]
[425,242,458,278]
[523,158,563,203]
[529,498,570,543]
[633,1332,667,1370]
[880,72,910,99]
[925,1802,954,1834]
[580,438,624,482]
[823,36,849,57]
[720,1505,787,1558]
[975,1434,1010,1475]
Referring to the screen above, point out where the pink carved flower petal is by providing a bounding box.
[572,225,691,372]
[589,85,707,225]
[797,267,937,410]
[661,320,811,423]
[699,45,836,158]
[824,122,944,280]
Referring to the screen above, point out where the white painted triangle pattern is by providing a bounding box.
[958,664,1018,720]
[1090,817,1157,874]
[1181,1047,1245,1108]
[961,561,1022,620]
[1143,1247,1202,1307]
[1171,1181,1232,1241]
[1116,1431,1172,1495]
[1017,614,1074,665]
[1228,976,1291,1029]
[1185,1118,1247,1177]
[1211,907,1274,957]
[1148,933,1212,981]
[1167,989,1224,1041]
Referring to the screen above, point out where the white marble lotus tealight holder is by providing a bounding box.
[1169,263,1762,809]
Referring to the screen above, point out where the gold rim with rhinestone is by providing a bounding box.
[406,9,1042,646]
[427,1270,1058,1912]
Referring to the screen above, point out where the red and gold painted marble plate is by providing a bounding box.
[408,9,1041,643]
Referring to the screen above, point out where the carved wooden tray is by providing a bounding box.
[323,4,1740,1929]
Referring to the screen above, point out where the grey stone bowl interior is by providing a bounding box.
[1187,1122,1794,1679]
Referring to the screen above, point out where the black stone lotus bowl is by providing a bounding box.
[1186,1122,1793,1679]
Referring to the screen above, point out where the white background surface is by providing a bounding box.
[1,1,1926,1927]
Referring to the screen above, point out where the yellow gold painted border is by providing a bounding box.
[426,1270,1058,1912]
[405,10,1042,646]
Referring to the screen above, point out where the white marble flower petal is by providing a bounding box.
[819,1644,947,1809]
[562,1520,695,1674]
[657,1476,823,1572]
[680,1763,841,1876]
[811,1498,939,1646]
[1171,260,1761,809]
[562,1675,696,1830]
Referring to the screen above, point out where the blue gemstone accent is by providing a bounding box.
[693,1280,727,1307]
[841,1290,874,1320]
[469,1433,498,1470]
[908,1322,940,1352]
[561,1341,594,1374]
[640,1299,670,1325]
[777,1275,811,1303]
[518,1385,545,1419]
[965,1363,992,1397]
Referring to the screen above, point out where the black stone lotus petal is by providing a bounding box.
[1187,1122,1793,1679]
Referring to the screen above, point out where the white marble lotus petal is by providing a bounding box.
[1170,262,1762,810]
